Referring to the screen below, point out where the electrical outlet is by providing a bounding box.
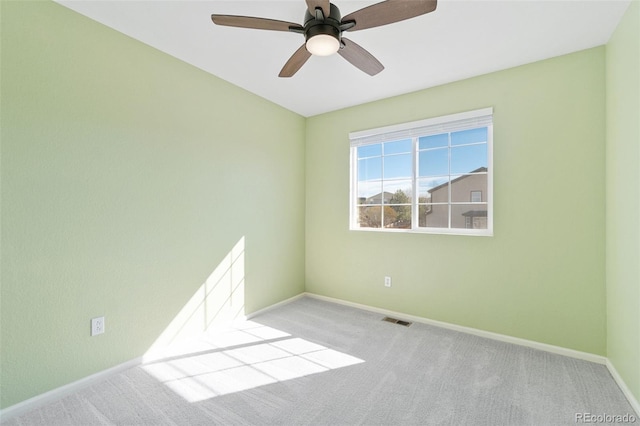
[384,276,392,287]
[91,317,105,336]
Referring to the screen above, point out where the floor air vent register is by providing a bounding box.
[382,317,412,327]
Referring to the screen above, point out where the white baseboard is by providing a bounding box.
[3,292,638,422]
[303,293,640,413]
[0,294,308,422]
[245,292,306,320]
[606,359,640,417]
[304,292,607,364]
[0,356,142,422]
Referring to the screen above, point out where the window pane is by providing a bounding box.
[357,180,382,204]
[358,206,382,228]
[450,174,487,202]
[387,205,411,229]
[384,153,412,179]
[418,204,448,228]
[419,133,448,149]
[383,181,412,204]
[357,144,381,158]
[384,139,412,155]
[358,157,382,181]
[450,144,487,174]
[418,147,448,176]
[451,127,487,146]
[452,204,488,229]
[350,110,491,235]
[418,177,449,203]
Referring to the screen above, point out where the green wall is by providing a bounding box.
[305,47,607,356]
[606,1,640,403]
[2,0,638,414]
[0,1,305,408]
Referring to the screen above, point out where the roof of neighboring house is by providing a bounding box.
[364,191,394,203]
[427,167,488,193]
[461,210,488,217]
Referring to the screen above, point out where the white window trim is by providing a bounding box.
[350,108,494,145]
[349,107,493,236]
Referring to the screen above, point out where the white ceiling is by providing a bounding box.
[56,0,631,117]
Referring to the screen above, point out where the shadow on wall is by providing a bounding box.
[145,237,246,359]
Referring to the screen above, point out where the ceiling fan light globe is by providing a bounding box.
[306,34,340,56]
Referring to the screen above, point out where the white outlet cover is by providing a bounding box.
[91,317,105,336]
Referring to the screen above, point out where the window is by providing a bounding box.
[349,108,493,236]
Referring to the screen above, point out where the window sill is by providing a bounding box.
[349,227,493,237]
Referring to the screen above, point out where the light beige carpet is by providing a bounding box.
[2,297,636,425]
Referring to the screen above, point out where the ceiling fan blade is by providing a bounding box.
[211,15,303,32]
[305,0,331,18]
[342,0,437,32]
[338,38,384,76]
[279,44,312,77]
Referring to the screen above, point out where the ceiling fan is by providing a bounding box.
[211,0,437,77]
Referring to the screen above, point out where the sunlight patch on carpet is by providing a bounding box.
[142,322,364,402]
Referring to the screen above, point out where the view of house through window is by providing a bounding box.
[350,108,493,235]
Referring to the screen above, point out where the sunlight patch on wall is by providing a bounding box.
[145,237,246,360]
[142,320,364,403]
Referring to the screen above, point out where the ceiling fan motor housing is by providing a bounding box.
[304,3,342,44]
